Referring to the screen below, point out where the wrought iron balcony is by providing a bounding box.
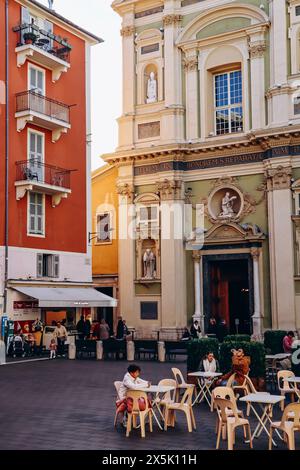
[15,159,73,207]
[15,91,72,142]
[13,23,72,80]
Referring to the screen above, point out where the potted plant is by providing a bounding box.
[23,31,37,45]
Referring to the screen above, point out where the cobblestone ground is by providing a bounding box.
[0,359,299,450]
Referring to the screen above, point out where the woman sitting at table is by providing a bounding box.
[199,352,219,374]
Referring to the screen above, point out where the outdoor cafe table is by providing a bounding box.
[285,376,300,401]
[239,393,285,447]
[188,372,223,407]
[134,385,176,431]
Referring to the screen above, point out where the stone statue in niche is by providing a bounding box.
[143,248,156,279]
[146,72,157,103]
[220,192,237,218]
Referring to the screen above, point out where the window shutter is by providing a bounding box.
[43,20,53,51]
[54,255,59,278]
[21,6,30,41]
[37,254,43,278]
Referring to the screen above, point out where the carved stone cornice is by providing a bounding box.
[156,179,183,200]
[163,14,183,27]
[266,165,292,191]
[248,40,267,59]
[116,182,135,202]
[183,57,198,72]
[120,25,135,37]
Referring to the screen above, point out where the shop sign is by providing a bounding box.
[13,301,39,320]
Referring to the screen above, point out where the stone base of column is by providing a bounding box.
[252,316,263,339]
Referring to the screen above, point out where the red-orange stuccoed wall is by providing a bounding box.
[4,0,88,254]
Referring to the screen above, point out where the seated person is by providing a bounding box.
[217,348,250,386]
[181,327,191,341]
[283,331,295,354]
[116,365,151,427]
[199,352,219,374]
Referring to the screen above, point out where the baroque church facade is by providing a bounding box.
[94,0,300,338]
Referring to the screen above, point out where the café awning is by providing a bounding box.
[13,287,117,308]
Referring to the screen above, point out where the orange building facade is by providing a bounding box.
[0,0,116,331]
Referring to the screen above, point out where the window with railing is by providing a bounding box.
[16,90,71,124]
[214,70,243,135]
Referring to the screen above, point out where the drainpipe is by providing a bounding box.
[3,0,9,319]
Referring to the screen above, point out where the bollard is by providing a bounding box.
[158,341,166,363]
[0,340,6,365]
[68,343,76,360]
[127,341,135,362]
[96,341,103,360]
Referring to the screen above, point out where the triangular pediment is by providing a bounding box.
[205,222,265,244]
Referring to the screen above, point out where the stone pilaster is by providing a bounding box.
[183,47,199,141]
[265,164,296,330]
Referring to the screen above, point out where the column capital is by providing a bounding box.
[120,25,135,37]
[248,40,267,59]
[156,179,184,201]
[266,165,292,191]
[163,14,183,27]
[192,252,202,262]
[183,56,198,72]
[116,182,135,203]
[250,247,261,260]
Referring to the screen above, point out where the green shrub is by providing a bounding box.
[187,338,219,372]
[264,330,287,354]
[224,335,251,343]
[219,341,266,378]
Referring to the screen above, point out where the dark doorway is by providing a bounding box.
[206,258,252,335]
[95,287,114,335]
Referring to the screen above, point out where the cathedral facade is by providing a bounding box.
[96,0,300,338]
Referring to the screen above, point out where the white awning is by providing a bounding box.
[13,287,117,308]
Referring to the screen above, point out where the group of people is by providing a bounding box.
[181,317,229,342]
[75,315,130,342]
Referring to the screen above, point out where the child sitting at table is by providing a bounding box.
[116,364,151,426]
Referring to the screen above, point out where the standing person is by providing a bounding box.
[53,321,68,357]
[216,318,228,342]
[190,320,201,339]
[49,339,57,359]
[207,318,217,336]
[122,319,130,338]
[283,331,295,354]
[84,316,91,339]
[116,316,124,339]
[99,319,110,341]
[76,315,85,340]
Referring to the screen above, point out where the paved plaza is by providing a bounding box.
[0,359,299,451]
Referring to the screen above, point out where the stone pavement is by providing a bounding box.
[0,359,298,450]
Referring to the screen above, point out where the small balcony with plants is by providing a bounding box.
[15,159,74,207]
[13,21,72,82]
[15,90,72,142]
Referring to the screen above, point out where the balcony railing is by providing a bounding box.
[13,22,72,63]
[16,91,71,124]
[16,159,72,190]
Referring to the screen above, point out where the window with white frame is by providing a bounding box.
[214,70,243,135]
[96,212,112,243]
[28,130,44,182]
[29,65,45,95]
[28,192,44,236]
[137,205,159,227]
[37,253,59,278]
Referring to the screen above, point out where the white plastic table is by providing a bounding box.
[240,393,285,446]
[285,377,300,401]
[188,371,222,407]
[135,385,176,430]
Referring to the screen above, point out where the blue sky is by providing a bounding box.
[39,0,122,169]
